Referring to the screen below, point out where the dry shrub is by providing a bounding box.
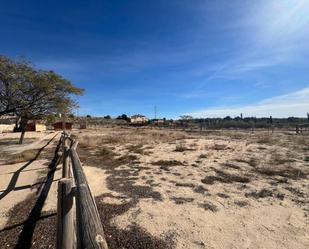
[255,166,306,180]
[199,154,208,159]
[234,158,249,163]
[247,158,259,167]
[198,202,218,212]
[127,144,144,154]
[217,193,229,198]
[234,200,249,207]
[221,163,240,170]
[209,144,228,150]
[175,182,195,188]
[235,157,258,167]
[171,197,194,204]
[193,185,208,194]
[174,140,197,152]
[151,160,183,166]
[174,143,190,152]
[202,169,250,185]
[245,188,285,200]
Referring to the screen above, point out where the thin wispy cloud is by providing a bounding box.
[2,0,308,117]
[193,0,309,86]
[187,87,309,118]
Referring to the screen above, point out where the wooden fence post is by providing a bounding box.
[57,178,74,249]
[63,145,70,178]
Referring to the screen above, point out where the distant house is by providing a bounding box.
[0,124,15,133]
[53,121,73,130]
[152,119,165,125]
[130,115,149,124]
[26,121,47,132]
[0,115,17,133]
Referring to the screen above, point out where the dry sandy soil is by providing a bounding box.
[74,127,309,249]
[0,127,308,249]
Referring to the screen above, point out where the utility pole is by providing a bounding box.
[154,105,157,119]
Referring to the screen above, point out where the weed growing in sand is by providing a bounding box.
[211,144,228,150]
[234,200,249,207]
[199,154,208,159]
[171,197,194,204]
[174,143,191,152]
[217,193,229,198]
[245,188,285,200]
[202,169,250,185]
[198,202,218,212]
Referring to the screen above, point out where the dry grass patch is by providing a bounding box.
[193,185,208,194]
[78,144,139,168]
[171,197,194,204]
[151,160,183,171]
[151,160,183,166]
[214,144,228,150]
[234,200,249,207]
[245,188,285,200]
[198,154,208,159]
[221,163,241,170]
[198,202,218,212]
[174,143,195,152]
[255,166,306,180]
[202,169,251,185]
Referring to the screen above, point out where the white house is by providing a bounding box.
[130,114,149,124]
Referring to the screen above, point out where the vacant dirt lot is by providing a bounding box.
[73,127,309,249]
[0,127,308,249]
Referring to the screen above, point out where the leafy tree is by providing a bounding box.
[1,55,84,143]
[104,115,111,119]
[0,56,31,116]
[116,114,129,121]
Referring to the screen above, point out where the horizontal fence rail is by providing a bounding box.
[57,131,108,249]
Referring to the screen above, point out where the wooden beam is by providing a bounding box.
[57,178,74,249]
[70,149,108,249]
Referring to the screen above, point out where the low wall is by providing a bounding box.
[0,124,15,133]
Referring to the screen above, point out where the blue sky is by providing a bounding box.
[1,0,309,118]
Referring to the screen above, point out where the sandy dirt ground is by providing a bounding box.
[0,127,308,249]
[0,131,60,229]
[74,127,309,249]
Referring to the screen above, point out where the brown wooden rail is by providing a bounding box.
[57,132,108,249]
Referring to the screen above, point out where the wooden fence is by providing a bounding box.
[57,131,109,249]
